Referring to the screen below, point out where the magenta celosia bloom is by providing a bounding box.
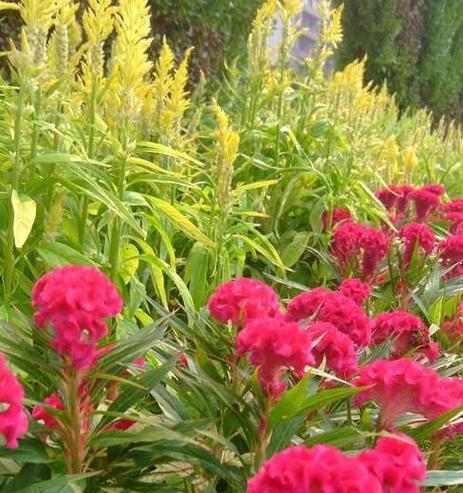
[398,223,435,266]
[353,359,463,428]
[33,266,122,369]
[236,317,313,399]
[321,208,352,230]
[331,222,389,279]
[392,185,415,215]
[32,393,64,429]
[360,226,390,278]
[339,278,371,305]
[359,434,425,493]
[208,278,280,327]
[286,289,371,347]
[410,185,443,222]
[439,235,463,278]
[0,355,28,448]
[308,322,358,378]
[331,221,364,272]
[442,198,463,233]
[371,311,438,362]
[376,187,399,211]
[247,444,383,493]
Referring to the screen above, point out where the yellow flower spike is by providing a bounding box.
[108,0,153,126]
[213,103,240,214]
[161,47,193,138]
[403,146,419,181]
[151,37,175,126]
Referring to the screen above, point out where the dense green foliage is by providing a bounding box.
[335,0,463,120]
[1,0,463,491]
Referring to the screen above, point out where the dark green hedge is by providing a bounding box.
[335,0,463,121]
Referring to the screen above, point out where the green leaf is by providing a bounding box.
[425,470,463,487]
[305,426,362,448]
[281,232,310,267]
[149,197,215,248]
[407,405,463,441]
[269,380,363,430]
[11,190,36,248]
[119,243,139,284]
[36,242,96,268]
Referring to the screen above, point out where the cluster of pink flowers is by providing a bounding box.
[398,223,435,266]
[338,278,371,305]
[248,434,425,493]
[376,183,445,224]
[439,235,463,279]
[321,207,352,231]
[208,278,280,327]
[236,316,313,399]
[442,198,463,233]
[33,266,122,369]
[308,322,357,378]
[371,311,439,362]
[353,358,463,428]
[285,288,371,346]
[0,355,28,448]
[331,220,389,279]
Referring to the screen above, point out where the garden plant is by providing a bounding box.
[1,0,463,492]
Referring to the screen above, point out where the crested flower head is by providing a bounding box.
[0,354,28,448]
[371,311,437,362]
[32,393,64,429]
[321,207,352,230]
[359,434,426,493]
[442,198,463,233]
[376,187,399,211]
[247,444,383,493]
[236,316,313,399]
[410,185,443,222]
[353,358,463,428]
[286,289,371,346]
[33,266,122,369]
[308,322,358,378]
[439,235,463,279]
[339,278,371,305]
[331,222,389,279]
[208,278,280,327]
[391,184,415,215]
[398,223,435,266]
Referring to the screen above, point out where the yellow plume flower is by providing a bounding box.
[213,103,240,214]
[108,0,153,124]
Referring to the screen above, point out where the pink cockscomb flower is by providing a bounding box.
[286,289,371,347]
[308,322,358,378]
[359,434,426,493]
[0,355,28,448]
[391,184,415,216]
[247,444,383,493]
[360,226,390,278]
[441,198,463,233]
[236,317,313,400]
[32,393,64,429]
[331,222,389,279]
[321,208,352,231]
[353,358,463,428]
[398,223,435,266]
[410,185,444,222]
[376,187,399,211]
[33,266,122,369]
[371,311,438,362]
[208,278,280,327]
[339,278,371,305]
[331,221,364,273]
[439,235,463,278]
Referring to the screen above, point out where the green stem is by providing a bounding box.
[30,88,42,163]
[79,76,97,247]
[109,120,129,281]
[4,83,25,304]
[65,369,84,474]
[274,24,288,160]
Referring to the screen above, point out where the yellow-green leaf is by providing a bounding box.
[0,2,20,11]
[119,244,139,284]
[12,190,36,248]
[150,197,215,249]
